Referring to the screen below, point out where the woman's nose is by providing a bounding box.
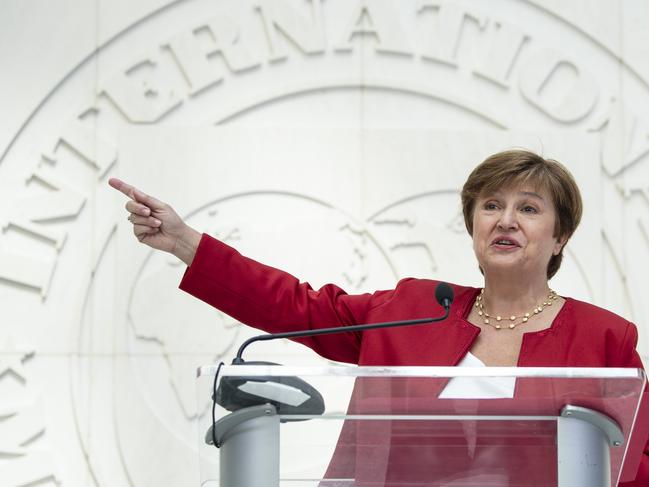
[497,207,518,230]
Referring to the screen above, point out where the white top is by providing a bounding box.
[438,352,516,399]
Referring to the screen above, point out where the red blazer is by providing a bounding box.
[180,234,648,486]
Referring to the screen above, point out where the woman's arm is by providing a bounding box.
[618,323,649,486]
[108,178,388,362]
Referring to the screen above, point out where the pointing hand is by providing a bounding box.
[108,178,201,265]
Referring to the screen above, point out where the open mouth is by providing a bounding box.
[491,238,520,248]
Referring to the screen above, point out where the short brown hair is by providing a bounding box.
[461,149,582,279]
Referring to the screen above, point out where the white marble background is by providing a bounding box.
[1,1,649,485]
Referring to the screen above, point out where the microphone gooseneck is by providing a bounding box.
[232,282,455,364]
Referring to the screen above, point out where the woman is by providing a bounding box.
[110,149,648,485]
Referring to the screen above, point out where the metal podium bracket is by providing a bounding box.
[206,403,280,487]
[557,404,624,487]
[205,403,278,446]
[561,405,624,447]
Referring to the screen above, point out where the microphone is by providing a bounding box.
[435,281,454,310]
[232,281,455,364]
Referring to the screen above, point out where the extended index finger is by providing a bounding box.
[108,178,166,210]
[108,178,137,199]
[131,188,166,211]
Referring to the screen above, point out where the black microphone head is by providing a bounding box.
[435,282,454,309]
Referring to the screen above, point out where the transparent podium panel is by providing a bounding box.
[196,365,646,487]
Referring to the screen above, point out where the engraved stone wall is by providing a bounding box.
[1,1,649,485]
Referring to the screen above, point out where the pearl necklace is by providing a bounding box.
[474,289,558,330]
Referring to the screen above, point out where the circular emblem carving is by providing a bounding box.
[1,1,648,485]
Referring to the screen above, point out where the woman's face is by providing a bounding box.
[471,184,565,279]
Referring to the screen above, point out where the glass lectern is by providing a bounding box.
[196,365,647,487]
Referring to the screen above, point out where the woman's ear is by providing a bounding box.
[553,235,568,256]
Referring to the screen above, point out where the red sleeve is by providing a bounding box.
[618,323,649,487]
[619,392,649,487]
[178,233,395,363]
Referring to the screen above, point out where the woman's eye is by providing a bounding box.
[484,203,498,210]
[521,205,537,213]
